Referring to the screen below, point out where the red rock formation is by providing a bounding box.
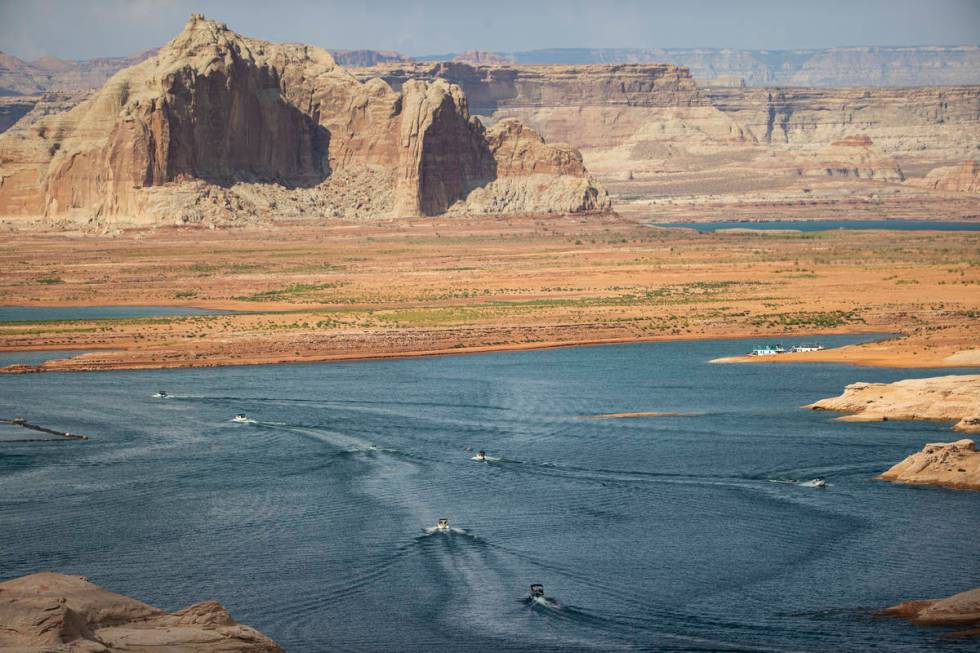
[0,572,282,651]
[0,14,607,226]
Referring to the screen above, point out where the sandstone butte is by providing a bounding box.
[878,439,980,490]
[806,375,980,433]
[0,14,609,227]
[0,572,282,652]
[881,587,980,639]
[912,160,980,193]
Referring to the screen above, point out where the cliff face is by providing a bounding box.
[352,60,978,202]
[360,61,709,112]
[0,572,283,652]
[0,15,607,225]
[704,86,980,162]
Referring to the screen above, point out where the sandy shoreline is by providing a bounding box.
[2,323,950,374]
[0,329,876,374]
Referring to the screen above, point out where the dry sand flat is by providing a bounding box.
[0,215,978,373]
[0,572,282,652]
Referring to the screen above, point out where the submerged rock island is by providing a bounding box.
[0,572,282,652]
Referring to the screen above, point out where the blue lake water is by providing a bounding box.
[0,305,234,322]
[654,220,980,233]
[1,335,977,652]
[0,350,94,368]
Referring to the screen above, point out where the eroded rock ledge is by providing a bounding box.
[880,587,980,639]
[878,439,980,489]
[0,572,282,652]
[806,375,980,433]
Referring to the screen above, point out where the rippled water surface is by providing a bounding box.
[1,335,978,651]
[655,220,980,232]
[0,305,235,322]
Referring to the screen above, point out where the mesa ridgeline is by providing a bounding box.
[0,14,609,227]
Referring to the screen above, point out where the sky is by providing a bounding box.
[1,0,979,61]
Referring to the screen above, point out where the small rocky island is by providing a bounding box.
[879,439,980,490]
[881,587,980,639]
[807,375,980,433]
[0,572,282,652]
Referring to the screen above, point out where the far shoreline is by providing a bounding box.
[5,327,972,375]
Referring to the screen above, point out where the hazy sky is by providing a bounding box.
[1,0,979,61]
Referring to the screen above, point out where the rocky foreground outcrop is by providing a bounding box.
[807,375,980,433]
[881,587,980,638]
[878,439,980,489]
[0,14,607,226]
[0,572,282,652]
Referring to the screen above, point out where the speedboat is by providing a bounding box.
[801,478,827,488]
[232,414,250,424]
[475,450,487,462]
[153,390,169,398]
[436,518,450,531]
[530,584,545,599]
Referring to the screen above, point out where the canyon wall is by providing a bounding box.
[351,60,979,194]
[704,86,980,164]
[0,15,608,226]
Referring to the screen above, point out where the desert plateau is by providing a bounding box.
[1,2,978,651]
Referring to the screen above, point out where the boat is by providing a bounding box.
[748,344,786,356]
[790,344,824,353]
[232,414,250,423]
[436,518,450,531]
[153,390,169,398]
[801,478,827,488]
[475,450,487,462]
[530,584,545,599]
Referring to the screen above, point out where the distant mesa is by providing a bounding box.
[0,14,609,226]
[0,572,283,651]
[419,45,980,86]
[453,50,514,65]
[328,49,412,67]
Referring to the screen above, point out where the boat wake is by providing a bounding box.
[419,526,475,538]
